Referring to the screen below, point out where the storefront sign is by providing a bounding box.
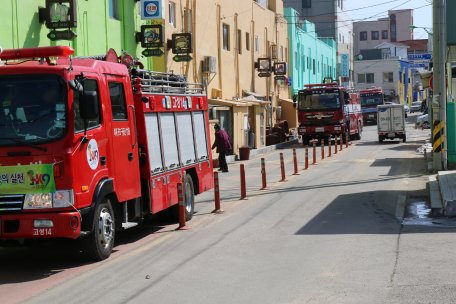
[142,48,164,57]
[137,25,164,48]
[47,29,77,41]
[39,0,77,29]
[170,33,193,54]
[341,54,349,78]
[258,73,271,77]
[173,55,193,62]
[0,164,56,195]
[274,62,287,76]
[140,0,165,20]
[256,58,272,72]
[274,76,286,80]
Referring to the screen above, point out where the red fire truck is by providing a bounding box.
[293,83,363,145]
[0,46,213,260]
[360,88,384,122]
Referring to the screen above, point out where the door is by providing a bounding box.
[244,114,249,147]
[377,106,390,133]
[106,76,140,202]
[260,113,265,147]
[392,106,405,133]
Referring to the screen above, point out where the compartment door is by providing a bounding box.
[193,111,209,162]
[176,112,197,167]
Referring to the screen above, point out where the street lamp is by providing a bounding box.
[408,25,433,36]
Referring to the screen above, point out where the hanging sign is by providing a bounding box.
[39,0,77,29]
[136,25,164,48]
[142,49,165,57]
[140,0,165,20]
[47,29,77,41]
[173,55,193,62]
[255,58,272,72]
[341,54,349,78]
[258,73,271,78]
[170,33,193,54]
[274,62,287,76]
[274,76,286,80]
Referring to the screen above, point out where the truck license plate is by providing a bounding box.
[369,115,374,118]
[388,132,395,137]
[315,127,324,132]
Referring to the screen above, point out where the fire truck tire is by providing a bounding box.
[355,122,362,140]
[80,198,115,261]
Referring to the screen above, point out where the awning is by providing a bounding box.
[208,98,249,107]
[243,91,266,100]
[280,98,294,104]
[240,94,271,105]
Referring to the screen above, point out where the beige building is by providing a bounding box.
[151,0,291,157]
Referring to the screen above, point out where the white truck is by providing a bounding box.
[377,104,406,143]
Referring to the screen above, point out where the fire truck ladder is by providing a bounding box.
[131,69,206,95]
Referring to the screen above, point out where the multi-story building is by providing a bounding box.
[282,0,354,86]
[353,9,413,55]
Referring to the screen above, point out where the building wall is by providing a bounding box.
[374,43,408,59]
[354,59,412,105]
[285,8,337,94]
[2,0,149,68]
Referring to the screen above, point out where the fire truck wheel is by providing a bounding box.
[171,174,195,222]
[80,198,115,261]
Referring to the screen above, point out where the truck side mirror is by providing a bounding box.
[79,91,99,119]
[68,79,83,93]
[293,94,297,109]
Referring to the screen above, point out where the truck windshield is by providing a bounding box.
[298,92,341,111]
[0,75,67,147]
[361,94,383,107]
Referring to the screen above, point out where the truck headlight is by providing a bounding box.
[23,190,74,209]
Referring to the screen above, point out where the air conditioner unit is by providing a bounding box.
[203,56,217,73]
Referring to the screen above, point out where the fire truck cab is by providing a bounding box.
[294,83,363,145]
[0,46,213,260]
[360,88,384,122]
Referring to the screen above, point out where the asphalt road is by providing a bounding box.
[3,112,456,304]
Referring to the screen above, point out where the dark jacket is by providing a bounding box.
[212,129,232,153]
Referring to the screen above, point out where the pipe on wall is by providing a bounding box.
[235,13,240,98]
[217,3,222,92]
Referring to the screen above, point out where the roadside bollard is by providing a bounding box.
[415,119,417,129]
[346,131,349,148]
[280,153,288,182]
[328,138,332,157]
[321,139,325,160]
[312,140,317,165]
[340,134,343,151]
[335,136,338,154]
[240,164,248,200]
[211,172,224,213]
[176,183,191,230]
[304,145,309,170]
[260,158,269,190]
[293,149,300,175]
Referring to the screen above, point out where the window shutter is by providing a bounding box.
[176,112,197,167]
[145,113,164,175]
[193,111,209,161]
[160,113,180,171]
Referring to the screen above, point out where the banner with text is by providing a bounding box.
[0,164,56,194]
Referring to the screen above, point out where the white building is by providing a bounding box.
[374,42,409,59]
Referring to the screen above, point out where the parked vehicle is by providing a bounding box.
[360,88,384,122]
[0,46,213,260]
[417,111,430,129]
[293,82,363,145]
[410,101,421,113]
[377,104,406,143]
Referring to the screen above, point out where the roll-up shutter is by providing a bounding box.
[160,113,181,171]
[176,112,197,167]
[145,113,164,175]
[193,111,209,161]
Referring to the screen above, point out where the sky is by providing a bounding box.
[346,0,433,40]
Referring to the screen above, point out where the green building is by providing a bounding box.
[1,0,151,68]
[285,7,337,95]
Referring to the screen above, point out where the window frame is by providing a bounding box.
[169,2,175,27]
[366,73,375,84]
[223,23,230,51]
[360,32,367,41]
[302,0,311,8]
[74,78,102,134]
[382,30,388,39]
[255,35,259,53]
[295,52,297,70]
[280,46,283,61]
[237,29,242,55]
[313,59,315,75]
[108,81,128,121]
[358,73,366,84]
[383,72,394,83]
[372,31,379,40]
[109,0,119,20]
[246,32,250,51]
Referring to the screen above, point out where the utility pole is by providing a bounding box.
[433,0,447,171]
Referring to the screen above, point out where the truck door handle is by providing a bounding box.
[100,156,107,166]
[128,152,133,161]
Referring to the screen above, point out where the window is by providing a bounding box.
[109,0,119,20]
[108,82,128,120]
[169,2,175,27]
[280,46,283,60]
[391,15,396,42]
[255,36,259,53]
[295,52,297,69]
[358,74,366,84]
[184,9,192,32]
[341,0,343,10]
[342,35,344,44]
[303,55,305,71]
[302,0,311,8]
[382,30,388,39]
[366,73,374,83]
[339,33,341,42]
[318,61,320,73]
[246,32,250,51]
[338,0,340,8]
[372,31,379,40]
[223,24,230,51]
[313,59,315,74]
[74,79,101,133]
[237,30,242,54]
[399,72,402,83]
[360,32,367,41]
[383,72,394,83]
[285,48,288,62]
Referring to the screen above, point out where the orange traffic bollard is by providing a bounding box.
[304,145,309,170]
[240,164,248,200]
[293,149,300,175]
[321,139,324,160]
[176,183,191,230]
[260,158,269,190]
[328,137,332,157]
[212,172,224,213]
[335,136,338,154]
[280,153,288,182]
[312,140,317,165]
[415,119,417,129]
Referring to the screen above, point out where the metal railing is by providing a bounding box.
[131,69,205,95]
